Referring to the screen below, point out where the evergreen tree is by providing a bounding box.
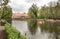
[28,4,38,35]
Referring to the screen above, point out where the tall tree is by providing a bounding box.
[55,2,60,19]
[28,4,38,19]
[28,4,38,35]
[0,0,12,25]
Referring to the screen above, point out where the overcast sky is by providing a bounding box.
[8,0,58,13]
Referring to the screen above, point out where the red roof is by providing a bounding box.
[12,13,29,19]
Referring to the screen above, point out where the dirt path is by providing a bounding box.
[0,26,8,39]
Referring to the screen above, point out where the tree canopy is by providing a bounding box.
[28,4,38,19]
[39,1,60,19]
[0,0,12,24]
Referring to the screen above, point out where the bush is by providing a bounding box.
[5,22,27,39]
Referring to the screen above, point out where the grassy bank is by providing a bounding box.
[5,22,27,39]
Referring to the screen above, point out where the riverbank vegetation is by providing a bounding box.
[5,22,27,39]
[0,0,27,39]
[0,19,27,39]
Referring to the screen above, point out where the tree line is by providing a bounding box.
[28,0,60,19]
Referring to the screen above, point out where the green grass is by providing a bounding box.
[5,22,27,39]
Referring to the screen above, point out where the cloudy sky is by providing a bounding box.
[8,0,58,13]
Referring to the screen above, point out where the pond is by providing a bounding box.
[12,20,60,39]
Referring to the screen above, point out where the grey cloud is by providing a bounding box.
[12,4,29,12]
[9,0,41,12]
[8,0,33,12]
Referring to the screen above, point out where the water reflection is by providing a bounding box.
[39,20,60,39]
[28,19,38,35]
[12,20,60,39]
[12,20,28,35]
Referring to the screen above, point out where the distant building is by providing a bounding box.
[12,13,30,20]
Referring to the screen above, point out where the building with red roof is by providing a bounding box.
[12,13,30,19]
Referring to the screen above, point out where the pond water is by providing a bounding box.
[12,20,60,39]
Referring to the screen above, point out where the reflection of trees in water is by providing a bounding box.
[39,21,60,39]
[28,20,38,35]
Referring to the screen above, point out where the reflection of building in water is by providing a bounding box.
[39,19,45,24]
